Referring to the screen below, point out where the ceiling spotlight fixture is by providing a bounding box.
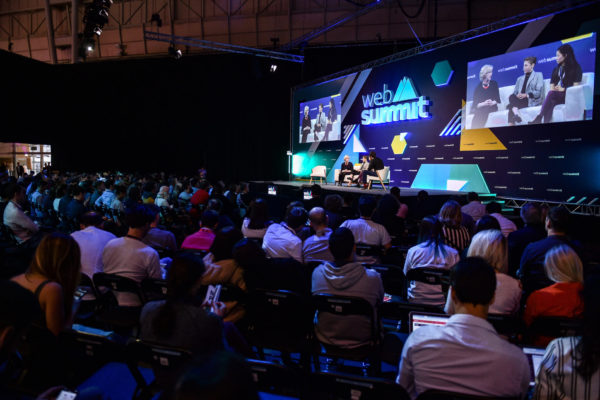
[80,0,112,59]
[93,26,102,36]
[150,13,163,28]
[270,64,278,73]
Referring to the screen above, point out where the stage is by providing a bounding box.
[251,180,467,198]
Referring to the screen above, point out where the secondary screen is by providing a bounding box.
[299,94,342,143]
[465,33,596,130]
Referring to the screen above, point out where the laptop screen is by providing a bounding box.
[409,312,449,333]
[522,347,546,386]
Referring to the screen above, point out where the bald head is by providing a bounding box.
[309,207,328,229]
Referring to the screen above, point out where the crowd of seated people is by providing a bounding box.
[0,169,599,399]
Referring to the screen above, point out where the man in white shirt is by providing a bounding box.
[397,257,530,399]
[303,207,333,263]
[340,195,391,262]
[71,211,116,278]
[3,183,39,245]
[461,192,486,222]
[486,201,517,237]
[102,205,162,306]
[262,206,307,263]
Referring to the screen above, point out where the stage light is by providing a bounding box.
[168,44,182,59]
[566,196,576,202]
[588,198,598,205]
[270,64,278,73]
[93,26,102,36]
[87,45,93,52]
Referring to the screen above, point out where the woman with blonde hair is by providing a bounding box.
[470,64,501,128]
[467,229,521,314]
[12,232,82,336]
[439,200,471,252]
[524,245,584,345]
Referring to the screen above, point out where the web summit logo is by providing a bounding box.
[361,77,431,125]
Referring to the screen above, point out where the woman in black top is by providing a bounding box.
[530,43,582,124]
[323,97,337,141]
[471,64,501,129]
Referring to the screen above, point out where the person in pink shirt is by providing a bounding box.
[181,210,219,251]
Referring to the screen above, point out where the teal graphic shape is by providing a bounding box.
[393,77,419,102]
[411,164,490,193]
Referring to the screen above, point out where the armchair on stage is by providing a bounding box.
[334,164,361,186]
[465,72,594,128]
[366,166,390,191]
[309,166,327,185]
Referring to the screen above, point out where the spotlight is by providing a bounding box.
[269,64,278,73]
[168,44,182,59]
[87,45,94,52]
[93,26,102,36]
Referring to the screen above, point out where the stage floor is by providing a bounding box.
[252,180,465,197]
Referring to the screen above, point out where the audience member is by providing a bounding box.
[190,181,210,207]
[304,184,324,210]
[181,210,219,251]
[94,179,115,208]
[71,211,116,278]
[340,193,358,220]
[466,230,521,315]
[12,233,82,336]
[312,227,384,348]
[518,206,581,297]
[140,254,224,355]
[241,198,271,239]
[507,202,546,278]
[3,183,40,245]
[389,186,409,219]
[340,195,391,262]
[262,206,307,263]
[323,194,345,230]
[438,200,471,252]
[65,185,86,221]
[89,180,105,206]
[202,226,246,322]
[171,351,259,400]
[155,186,171,208]
[524,245,584,346]
[207,198,234,229]
[398,257,530,399]
[404,217,459,307]
[372,194,404,242]
[303,207,334,263]
[102,205,162,306]
[461,192,486,221]
[533,274,600,400]
[474,214,501,234]
[486,201,517,237]
[111,185,127,213]
[143,205,177,252]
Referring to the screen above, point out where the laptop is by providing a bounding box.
[522,346,546,386]
[408,311,449,333]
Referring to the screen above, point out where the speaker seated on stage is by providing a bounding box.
[337,155,360,186]
[358,151,384,189]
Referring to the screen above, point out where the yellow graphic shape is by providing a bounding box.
[391,132,408,154]
[460,128,507,151]
[562,33,593,44]
[460,99,506,151]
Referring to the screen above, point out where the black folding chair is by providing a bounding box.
[525,316,583,345]
[380,301,445,333]
[126,339,193,400]
[310,370,410,400]
[311,294,382,375]
[369,264,407,298]
[248,359,304,398]
[245,289,313,368]
[356,243,382,258]
[141,278,169,303]
[405,267,451,300]
[487,313,524,343]
[92,273,144,333]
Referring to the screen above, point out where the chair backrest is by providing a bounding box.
[369,264,406,298]
[417,389,519,400]
[311,165,327,177]
[312,293,379,344]
[60,328,123,366]
[310,371,410,400]
[356,243,381,257]
[248,359,303,398]
[487,313,524,339]
[526,316,583,342]
[405,268,451,297]
[93,273,144,305]
[141,278,169,303]
[379,166,390,181]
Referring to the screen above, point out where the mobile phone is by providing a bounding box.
[203,284,222,313]
[74,287,88,301]
[56,389,77,400]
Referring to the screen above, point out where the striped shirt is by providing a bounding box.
[533,336,600,400]
[442,225,471,252]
